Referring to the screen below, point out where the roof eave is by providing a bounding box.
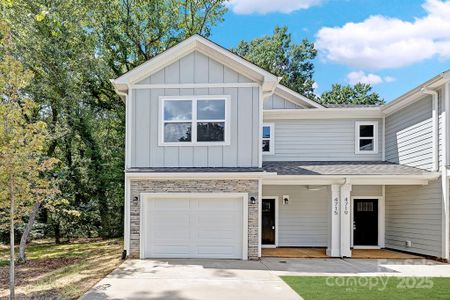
[382,69,450,115]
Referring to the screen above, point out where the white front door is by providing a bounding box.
[141,194,245,259]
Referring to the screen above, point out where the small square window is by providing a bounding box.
[262,123,274,155]
[355,121,378,154]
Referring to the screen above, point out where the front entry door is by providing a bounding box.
[262,199,275,245]
[353,199,378,246]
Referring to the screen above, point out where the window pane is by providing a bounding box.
[197,100,225,120]
[164,123,191,142]
[262,126,271,138]
[164,100,192,120]
[359,139,374,151]
[262,140,270,152]
[359,125,374,137]
[197,122,224,142]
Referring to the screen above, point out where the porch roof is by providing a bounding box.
[262,161,431,176]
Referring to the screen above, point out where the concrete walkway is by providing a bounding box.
[81,258,450,300]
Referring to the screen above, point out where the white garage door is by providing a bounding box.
[141,194,245,259]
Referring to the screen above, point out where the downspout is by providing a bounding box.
[443,79,450,260]
[421,88,439,171]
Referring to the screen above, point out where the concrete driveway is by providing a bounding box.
[81,258,449,300]
[81,259,301,300]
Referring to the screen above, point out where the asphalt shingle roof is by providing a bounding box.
[261,161,430,176]
[126,167,263,173]
[127,161,430,176]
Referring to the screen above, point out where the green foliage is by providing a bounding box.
[282,276,450,300]
[320,83,384,106]
[1,0,228,242]
[232,26,318,99]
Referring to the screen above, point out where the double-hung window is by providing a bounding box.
[355,121,378,154]
[262,123,274,155]
[160,96,230,146]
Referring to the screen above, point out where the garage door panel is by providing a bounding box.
[196,198,241,210]
[142,195,244,259]
[152,198,191,210]
[196,214,240,227]
[196,246,239,257]
[150,245,191,257]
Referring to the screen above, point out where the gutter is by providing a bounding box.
[421,88,439,171]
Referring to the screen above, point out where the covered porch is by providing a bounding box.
[260,161,444,259]
[261,247,423,259]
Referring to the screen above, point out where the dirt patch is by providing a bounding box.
[0,257,80,287]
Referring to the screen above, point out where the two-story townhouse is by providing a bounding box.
[112,35,450,261]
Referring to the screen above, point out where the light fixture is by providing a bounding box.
[283,195,289,205]
[307,185,325,191]
[133,196,138,201]
[250,196,256,204]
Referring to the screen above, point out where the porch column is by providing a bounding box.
[327,184,341,257]
[340,183,352,257]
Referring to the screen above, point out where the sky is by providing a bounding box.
[209,0,450,102]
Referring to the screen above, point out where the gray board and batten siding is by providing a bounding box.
[130,51,260,168]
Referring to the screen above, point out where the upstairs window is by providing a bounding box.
[160,96,230,146]
[262,123,274,155]
[355,121,378,154]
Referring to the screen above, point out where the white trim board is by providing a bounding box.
[264,107,384,120]
[139,192,249,260]
[132,82,259,89]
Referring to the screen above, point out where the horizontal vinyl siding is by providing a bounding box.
[385,96,433,170]
[130,51,260,168]
[352,185,382,197]
[385,180,442,257]
[263,185,329,247]
[263,119,383,161]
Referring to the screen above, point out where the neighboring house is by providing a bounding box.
[112,35,450,261]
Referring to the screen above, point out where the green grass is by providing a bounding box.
[0,238,123,299]
[282,276,450,300]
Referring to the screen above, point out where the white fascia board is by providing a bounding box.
[263,107,383,120]
[111,35,278,92]
[262,174,439,185]
[125,172,277,180]
[275,85,324,109]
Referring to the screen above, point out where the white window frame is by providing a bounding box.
[159,95,231,146]
[355,121,378,154]
[262,123,275,155]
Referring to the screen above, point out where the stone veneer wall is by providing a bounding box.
[129,179,259,259]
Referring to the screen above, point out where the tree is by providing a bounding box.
[2,0,228,243]
[232,26,318,99]
[0,51,57,300]
[319,83,384,106]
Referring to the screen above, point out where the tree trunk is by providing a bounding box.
[54,223,61,244]
[18,202,41,263]
[9,176,15,300]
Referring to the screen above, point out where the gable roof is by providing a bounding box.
[274,85,324,108]
[112,34,279,92]
[111,34,324,108]
[382,69,450,115]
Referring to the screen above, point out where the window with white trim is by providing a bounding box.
[355,121,378,154]
[262,123,274,155]
[160,96,230,146]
